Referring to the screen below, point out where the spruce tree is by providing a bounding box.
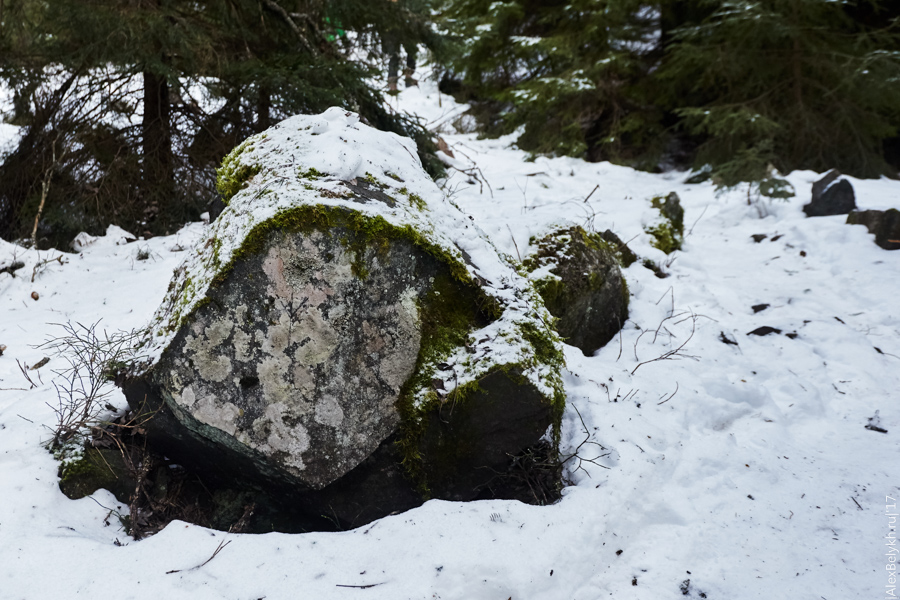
[0,0,440,246]
[440,0,661,163]
[658,0,900,180]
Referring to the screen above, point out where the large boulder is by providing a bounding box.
[846,209,900,250]
[803,169,856,216]
[523,226,629,356]
[120,108,565,530]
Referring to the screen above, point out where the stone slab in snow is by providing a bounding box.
[804,169,856,217]
[120,108,565,528]
[846,208,900,250]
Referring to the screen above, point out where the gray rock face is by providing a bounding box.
[804,169,856,216]
[119,109,566,530]
[157,228,433,490]
[524,226,629,356]
[846,209,900,250]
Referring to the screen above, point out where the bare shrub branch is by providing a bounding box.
[561,404,611,478]
[39,321,145,448]
[632,311,700,375]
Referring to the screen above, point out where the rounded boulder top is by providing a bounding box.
[139,109,563,404]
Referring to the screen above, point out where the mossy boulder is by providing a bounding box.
[846,208,900,250]
[523,226,629,356]
[119,108,565,530]
[646,192,684,254]
[58,447,136,502]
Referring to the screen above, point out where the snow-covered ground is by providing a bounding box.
[1,68,898,600]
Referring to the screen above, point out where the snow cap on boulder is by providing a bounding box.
[141,107,562,405]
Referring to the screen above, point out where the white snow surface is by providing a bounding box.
[0,69,898,599]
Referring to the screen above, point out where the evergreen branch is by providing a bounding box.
[262,0,316,56]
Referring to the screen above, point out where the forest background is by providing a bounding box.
[1,0,898,249]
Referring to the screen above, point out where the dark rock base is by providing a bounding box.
[847,209,900,250]
[59,411,561,535]
[804,170,857,216]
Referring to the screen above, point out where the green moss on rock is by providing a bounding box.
[388,270,565,497]
[58,447,135,501]
[532,276,567,315]
[646,221,682,254]
[153,204,491,338]
[297,166,326,180]
[216,141,261,204]
[647,192,685,254]
[231,205,476,286]
[397,187,427,211]
[394,270,493,492]
[523,226,629,355]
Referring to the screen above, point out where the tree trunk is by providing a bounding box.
[257,85,272,132]
[141,69,172,222]
[790,1,804,167]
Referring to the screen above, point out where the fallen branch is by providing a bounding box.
[448,163,493,197]
[616,322,623,362]
[622,388,639,403]
[687,204,709,236]
[32,254,65,283]
[632,312,699,375]
[507,225,522,262]
[0,260,25,277]
[561,404,611,476]
[657,382,679,405]
[16,359,38,389]
[166,539,232,574]
[874,347,900,360]
[655,286,675,317]
[262,0,316,55]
